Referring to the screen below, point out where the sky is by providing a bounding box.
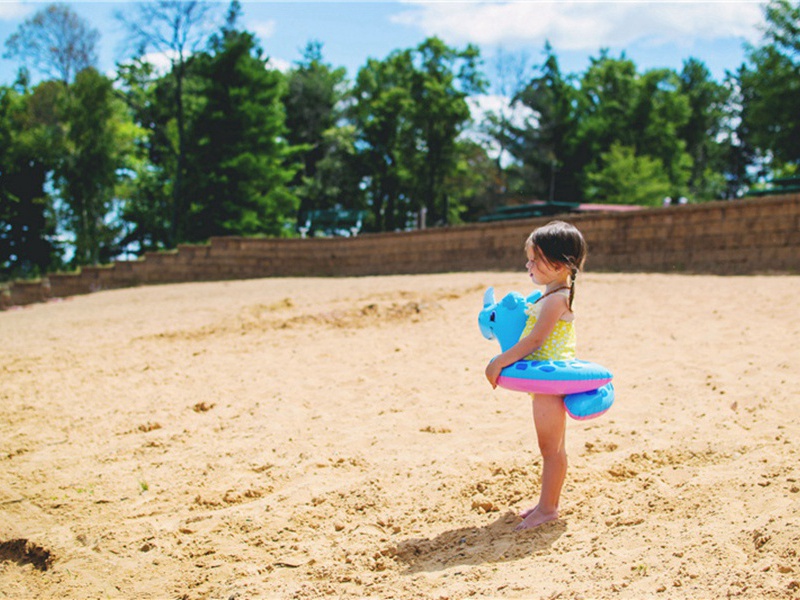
[0,0,769,93]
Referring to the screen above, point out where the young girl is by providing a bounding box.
[485,220,588,530]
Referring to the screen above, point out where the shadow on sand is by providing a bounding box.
[391,511,566,573]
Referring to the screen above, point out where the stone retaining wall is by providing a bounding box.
[2,194,798,310]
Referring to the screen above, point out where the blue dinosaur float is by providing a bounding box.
[479,287,614,420]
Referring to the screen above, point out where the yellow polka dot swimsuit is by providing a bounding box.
[519,289,576,361]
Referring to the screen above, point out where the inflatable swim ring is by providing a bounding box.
[479,287,614,420]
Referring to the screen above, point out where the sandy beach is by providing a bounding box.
[1,271,799,599]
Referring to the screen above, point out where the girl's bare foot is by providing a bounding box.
[519,504,539,519]
[515,506,558,530]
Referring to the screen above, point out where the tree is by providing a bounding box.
[474,47,532,204]
[351,37,485,231]
[183,3,298,241]
[57,68,135,266]
[408,37,486,225]
[764,0,800,55]
[678,58,731,200]
[584,142,672,205]
[351,51,416,231]
[739,0,800,169]
[577,56,693,202]
[298,123,364,221]
[510,50,696,205]
[3,3,99,84]
[718,68,760,197]
[448,139,499,221]
[118,0,220,245]
[513,43,581,201]
[0,82,63,280]
[631,68,692,192]
[284,41,361,218]
[114,59,175,254]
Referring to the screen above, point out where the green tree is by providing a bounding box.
[284,41,361,218]
[115,59,175,253]
[512,43,580,201]
[57,68,135,266]
[575,55,692,182]
[719,67,760,197]
[479,47,532,202]
[584,142,672,205]
[351,51,415,231]
[300,124,364,219]
[739,0,800,170]
[352,37,485,231]
[115,56,206,253]
[573,52,641,178]
[0,81,63,280]
[448,139,499,221]
[183,3,297,241]
[407,37,486,225]
[118,0,220,245]
[632,68,692,193]
[678,58,731,200]
[510,50,694,205]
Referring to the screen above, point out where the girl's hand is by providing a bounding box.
[485,359,502,389]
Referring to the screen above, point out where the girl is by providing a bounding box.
[485,220,587,530]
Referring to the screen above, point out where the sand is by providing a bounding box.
[1,271,799,599]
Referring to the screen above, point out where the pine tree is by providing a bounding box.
[184,2,298,241]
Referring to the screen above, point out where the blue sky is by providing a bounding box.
[0,0,768,92]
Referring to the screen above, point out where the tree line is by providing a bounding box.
[1,0,798,281]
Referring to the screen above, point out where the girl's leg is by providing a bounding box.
[517,393,567,530]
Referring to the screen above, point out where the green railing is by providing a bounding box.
[298,209,365,237]
[478,202,580,223]
[746,176,800,197]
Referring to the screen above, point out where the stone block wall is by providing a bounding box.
[2,194,798,310]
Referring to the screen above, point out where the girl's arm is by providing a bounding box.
[485,294,569,388]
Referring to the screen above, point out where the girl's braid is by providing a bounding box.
[568,263,578,311]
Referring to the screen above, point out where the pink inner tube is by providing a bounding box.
[496,375,612,395]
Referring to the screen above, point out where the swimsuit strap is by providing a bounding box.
[533,285,570,304]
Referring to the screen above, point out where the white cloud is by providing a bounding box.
[251,19,277,39]
[0,2,30,21]
[468,93,535,129]
[391,1,765,51]
[138,48,289,75]
[266,56,291,72]
[141,50,179,75]
[250,18,288,70]
[464,94,536,164]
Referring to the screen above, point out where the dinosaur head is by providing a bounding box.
[478,287,542,352]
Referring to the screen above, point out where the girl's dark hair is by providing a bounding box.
[526,220,588,310]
